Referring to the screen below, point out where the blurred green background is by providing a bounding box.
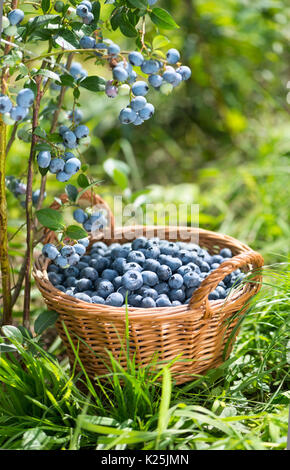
[7,0,290,285]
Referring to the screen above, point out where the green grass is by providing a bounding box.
[0,264,289,450]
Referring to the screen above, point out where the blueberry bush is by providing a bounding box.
[0,0,191,326]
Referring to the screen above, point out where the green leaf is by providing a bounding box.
[149,8,179,30]
[92,1,101,22]
[37,69,60,82]
[41,0,50,13]
[0,344,18,353]
[73,87,80,100]
[128,0,147,9]
[59,73,75,87]
[65,184,78,202]
[36,208,65,231]
[152,34,169,50]
[112,168,129,190]
[54,29,79,50]
[35,143,52,152]
[65,225,88,240]
[34,310,59,335]
[119,12,138,37]
[79,76,106,92]
[2,326,23,343]
[77,173,90,188]
[33,126,47,139]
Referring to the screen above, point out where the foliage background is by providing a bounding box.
[1,0,289,450]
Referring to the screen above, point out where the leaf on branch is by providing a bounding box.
[65,225,88,240]
[79,76,106,92]
[65,184,78,202]
[34,310,59,335]
[77,173,90,188]
[35,208,65,231]
[149,8,179,30]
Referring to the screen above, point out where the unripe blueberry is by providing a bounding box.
[37,151,51,168]
[166,48,180,64]
[16,89,35,108]
[105,80,118,98]
[54,1,64,12]
[132,81,149,97]
[118,84,130,96]
[3,25,18,36]
[8,9,25,26]
[160,82,173,95]
[1,17,10,31]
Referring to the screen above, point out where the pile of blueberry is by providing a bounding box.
[73,208,108,233]
[1,8,24,37]
[44,237,245,307]
[6,176,46,208]
[0,88,35,122]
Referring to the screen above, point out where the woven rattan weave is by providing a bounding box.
[34,192,264,384]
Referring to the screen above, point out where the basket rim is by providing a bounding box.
[33,225,263,322]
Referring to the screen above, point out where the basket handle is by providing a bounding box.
[42,190,115,245]
[189,250,264,318]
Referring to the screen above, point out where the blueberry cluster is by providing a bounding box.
[116,49,191,125]
[76,0,95,25]
[45,237,245,307]
[42,238,89,269]
[73,208,108,233]
[6,176,46,207]
[1,9,24,37]
[37,150,82,183]
[77,25,191,126]
[0,88,35,122]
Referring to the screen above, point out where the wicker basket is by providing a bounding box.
[33,192,264,384]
